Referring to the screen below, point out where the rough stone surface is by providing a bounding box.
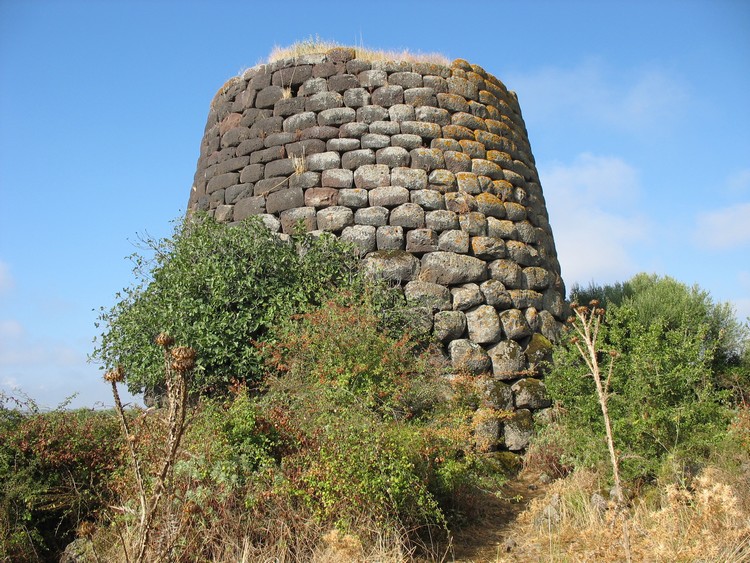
[465,305,502,344]
[433,310,467,342]
[512,378,552,410]
[487,339,525,379]
[362,250,420,281]
[449,339,491,375]
[316,206,354,232]
[189,52,568,452]
[404,280,451,312]
[420,252,487,285]
[504,409,534,451]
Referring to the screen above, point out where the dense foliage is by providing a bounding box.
[539,273,748,483]
[91,214,361,396]
[0,398,124,560]
[77,296,505,561]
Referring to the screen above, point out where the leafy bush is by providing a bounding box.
[541,274,745,483]
[262,291,440,418]
[0,402,123,560]
[542,274,744,480]
[91,214,360,396]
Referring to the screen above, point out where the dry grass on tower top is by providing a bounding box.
[267,35,450,66]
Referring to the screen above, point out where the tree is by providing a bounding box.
[546,274,746,482]
[91,215,361,396]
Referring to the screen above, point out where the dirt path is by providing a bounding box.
[448,471,549,562]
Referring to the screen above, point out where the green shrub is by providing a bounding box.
[543,274,744,484]
[262,291,441,418]
[0,404,123,560]
[91,214,360,396]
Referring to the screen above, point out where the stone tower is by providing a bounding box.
[188,48,567,450]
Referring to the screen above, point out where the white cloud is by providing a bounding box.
[541,153,649,286]
[506,59,688,134]
[0,261,14,295]
[695,202,750,250]
[728,169,750,195]
[0,319,140,409]
[0,319,24,338]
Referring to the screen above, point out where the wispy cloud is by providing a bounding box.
[728,169,750,195]
[506,59,688,134]
[695,202,750,250]
[0,318,138,409]
[541,153,649,286]
[0,261,14,295]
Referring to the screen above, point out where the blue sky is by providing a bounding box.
[1,0,748,409]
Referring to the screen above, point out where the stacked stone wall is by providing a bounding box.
[188,48,568,451]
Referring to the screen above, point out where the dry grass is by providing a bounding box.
[498,465,750,562]
[267,35,450,66]
[291,148,307,175]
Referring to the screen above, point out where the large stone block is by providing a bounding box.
[362,250,420,281]
[448,339,491,375]
[420,252,487,285]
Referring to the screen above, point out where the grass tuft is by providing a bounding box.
[267,35,450,66]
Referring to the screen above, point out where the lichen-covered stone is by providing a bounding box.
[391,133,423,150]
[371,85,404,107]
[361,133,391,149]
[391,167,428,191]
[512,378,552,410]
[499,308,533,340]
[480,279,513,309]
[341,224,376,256]
[445,192,477,214]
[316,206,353,232]
[404,280,451,312]
[471,236,506,260]
[433,310,467,342]
[438,229,470,253]
[304,187,339,208]
[459,212,487,236]
[354,164,390,189]
[427,169,456,191]
[487,339,525,379]
[370,186,410,208]
[451,283,484,311]
[445,151,473,174]
[420,251,487,285]
[376,146,410,167]
[339,188,369,208]
[389,202,425,228]
[504,409,534,451]
[426,209,460,231]
[362,250,420,281]
[376,225,404,250]
[410,148,446,171]
[449,339,491,375]
[508,289,544,310]
[355,206,390,226]
[466,305,502,344]
[410,189,445,210]
[477,377,514,411]
[406,228,438,253]
[279,206,316,233]
[489,259,523,288]
[321,168,354,188]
